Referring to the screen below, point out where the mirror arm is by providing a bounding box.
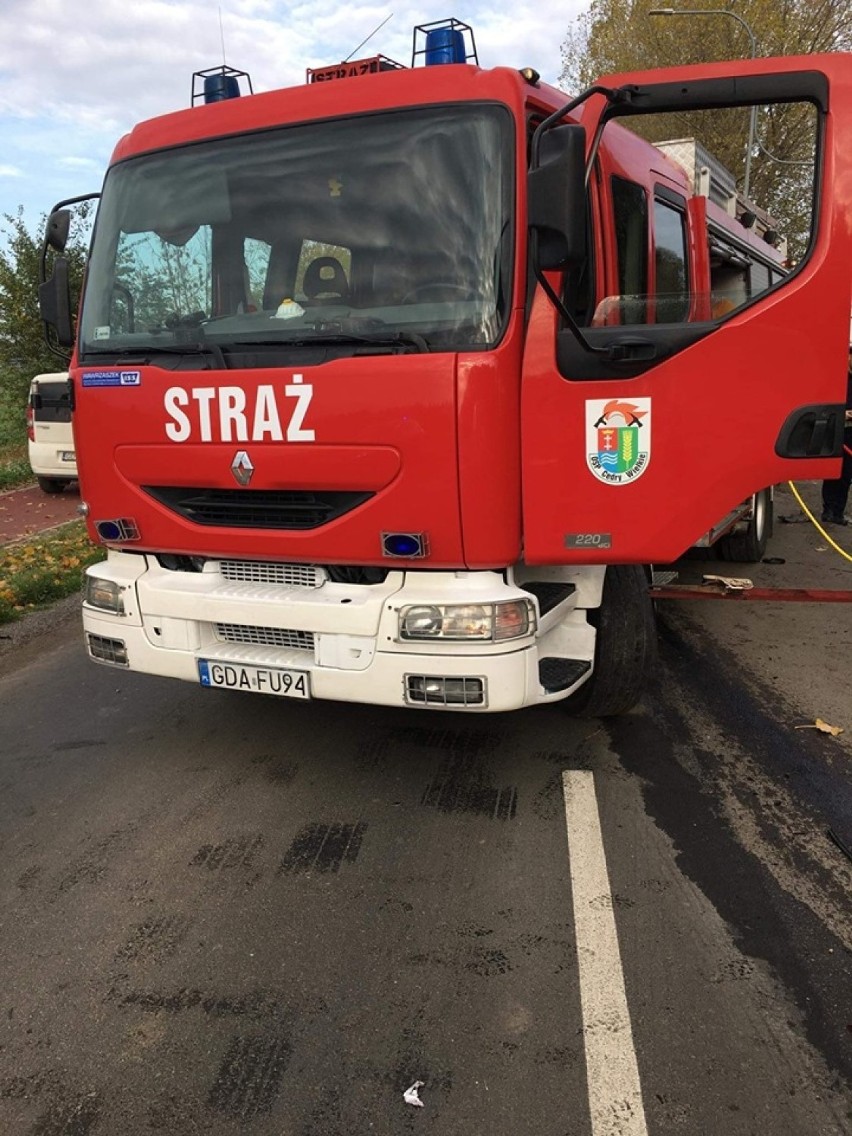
[529,84,633,356]
[530,233,608,358]
[536,270,602,357]
[530,85,620,169]
[39,191,100,284]
[44,336,72,364]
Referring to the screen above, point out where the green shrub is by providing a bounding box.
[0,454,31,490]
[0,382,31,488]
[0,383,25,449]
[0,522,103,624]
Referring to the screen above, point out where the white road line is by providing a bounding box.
[562,769,649,1136]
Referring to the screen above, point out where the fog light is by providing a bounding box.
[405,675,485,706]
[85,576,125,614]
[87,633,128,665]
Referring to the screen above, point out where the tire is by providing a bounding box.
[716,487,772,563]
[36,476,66,494]
[564,564,657,718]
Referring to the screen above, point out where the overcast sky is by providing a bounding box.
[0,0,591,234]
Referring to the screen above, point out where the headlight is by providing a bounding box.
[400,600,534,642]
[85,576,125,614]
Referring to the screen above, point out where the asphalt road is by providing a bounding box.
[0,482,850,1136]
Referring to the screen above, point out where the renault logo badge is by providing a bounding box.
[231,450,254,487]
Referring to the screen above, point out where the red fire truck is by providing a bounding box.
[39,20,852,714]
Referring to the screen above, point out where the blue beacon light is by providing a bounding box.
[95,518,140,542]
[424,26,467,66]
[382,532,428,558]
[204,73,241,102]
[413,19,477,69]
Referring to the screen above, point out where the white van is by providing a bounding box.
[27,372,77,493]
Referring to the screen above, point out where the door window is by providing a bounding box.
[653,196,689,322]
[610,176,648,325]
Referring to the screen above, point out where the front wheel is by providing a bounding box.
[36,476,66,494]
[716,487,772,563]
[564,564,657,718]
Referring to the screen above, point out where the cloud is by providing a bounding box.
[57,156,104,170]
[0,0,590,228]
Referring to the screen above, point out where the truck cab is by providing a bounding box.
[39,26,852,713]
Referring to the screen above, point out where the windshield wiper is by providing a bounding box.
[325,331,430,353]
[304,317,429,353]
[235,331,429,354]
[83,342,228,369]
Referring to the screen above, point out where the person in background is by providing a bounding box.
[820,345,852,526]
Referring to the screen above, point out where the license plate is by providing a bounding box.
[198,659,310,698]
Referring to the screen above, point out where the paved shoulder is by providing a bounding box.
[0,483,81,545]
[0,594,82,677]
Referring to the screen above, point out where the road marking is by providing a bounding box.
[562,770,649,1136]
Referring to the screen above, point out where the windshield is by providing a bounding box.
[79,104,513,363]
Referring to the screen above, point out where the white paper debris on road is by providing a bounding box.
[703,574,754,592]
[403,1080,425,1108]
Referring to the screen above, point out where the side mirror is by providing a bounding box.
[527,124,586,271]
[45,209,71,253]
[39,257,74,348]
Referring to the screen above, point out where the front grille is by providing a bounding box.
[214,623,315,651]
[143,487,373,530]
[325,564,390,585]
[219,560,327,588]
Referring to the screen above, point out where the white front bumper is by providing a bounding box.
[82,552,597,712]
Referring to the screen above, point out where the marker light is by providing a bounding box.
[399,600,534,642]
[85,577,125,614]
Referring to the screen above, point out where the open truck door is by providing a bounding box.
[523,55,852,566]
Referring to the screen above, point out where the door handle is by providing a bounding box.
[775,404,845,458]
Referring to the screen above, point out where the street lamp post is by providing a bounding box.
[649,7,758,202]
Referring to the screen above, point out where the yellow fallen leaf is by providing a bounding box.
[794,718,844,737]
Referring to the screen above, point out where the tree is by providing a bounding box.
[560,1,850,256]
[562,0,850,93]
[0,207,90,409]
